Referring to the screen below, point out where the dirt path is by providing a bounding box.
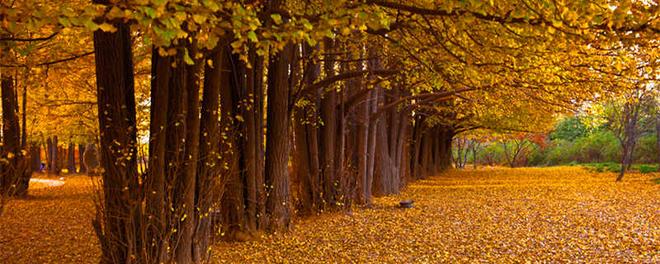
[29,178,66,188]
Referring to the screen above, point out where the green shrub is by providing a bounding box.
[639,165,657,174]
[604,163,621,173]
[634,135,658,164]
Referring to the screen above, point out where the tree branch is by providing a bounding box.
[297,69,399,99]
[0,32,59,42]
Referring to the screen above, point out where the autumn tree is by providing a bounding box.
[2,0,658,260]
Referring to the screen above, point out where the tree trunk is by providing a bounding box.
[335,75,347,206]
[162,50,190,261]
[83,143,100,175]
[420,130,432,178]
[46,138,53,173]
[410,117,424,180]
[142,47,172,262]
[373,116,392,196]
[293,113,312,212]
[31,143,41,172]
[78,144,86,174]
[292,44,322,211]
[50,136,60,175]
[90,10,140,263]
[656,112,660,165]
[244,49,267,230]
[319,39,337,207]
[472,143,479,169]
[220,49,246,239]
[364,73,379,201]
[58,145,66,173]
[67,143,76,174]
[439,128,454,171]
[265,45,293,231]
[1,73,29,196]
[617,102,639,182]
[394,110,408,191]
[21,70,27,148]
[356,89,370,204]
[173,46,202,264]
[192,46,222,261]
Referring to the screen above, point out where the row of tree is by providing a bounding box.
[1,0,657,263]
[93,29,457,263]
[35,141,100,175]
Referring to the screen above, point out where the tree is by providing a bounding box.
[550,116,588,141]
[89,3,139,262]
[656,108,660,165]
[1,46,32,200]
[500,134,542,168]
[599,90,656,181]
[3,0,659,259]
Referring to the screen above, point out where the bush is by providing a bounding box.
[541,139,573,166]
[573,130,620,163]
[605,163,621,173]
[583,162,621,173]
[478,143,506,166]
[634,135,658,164]
[639,165,657,174]
[594,164,604,172]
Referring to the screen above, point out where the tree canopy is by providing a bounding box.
[0,0,657,263]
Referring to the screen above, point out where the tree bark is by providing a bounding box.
[31,143,41,172]
[656,112,660,165]
[50,136,60,175]
[143,47,172,262]
[46,137,53,173]
[91,11,140,263]
[173,46,202,264]
[220,49,246,239]
[244,49,267,230]
[439,128,454,171]
[192,46,222,261]
[410,117,424,180]
[1,73,29,196]
[265,45,293,231]
[356,89,370,204]
[78,144,86,173]
[21,69,27,148]
[335,73,347,206]
[617,102,639,181]
[67,143,76,173]
[319,39,337,207]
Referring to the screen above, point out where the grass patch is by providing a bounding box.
[581,163,659,173]
[639,165,658,174]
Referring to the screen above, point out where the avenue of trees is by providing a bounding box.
[0,0,657,263]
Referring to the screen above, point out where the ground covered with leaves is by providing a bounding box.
[0,176,98,263]
[214,167,659,263]
[1,167,658,263]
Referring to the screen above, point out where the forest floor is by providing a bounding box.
[0,175,99,263]
[0,167,658,263]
